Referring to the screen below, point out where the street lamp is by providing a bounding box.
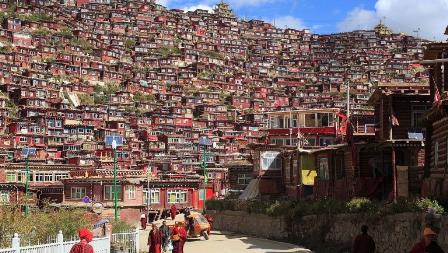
[105,135,123,222]
[21,147,36,217]
[198,137,212,213]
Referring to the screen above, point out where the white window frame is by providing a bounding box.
[143,188,160,204]
[104,185,122,200]
[167,189,187,204]
[6,172,17,182]
[0,191,9,203]
[237,174,252,185]
[125,185,136,200]
[71,187,86,199]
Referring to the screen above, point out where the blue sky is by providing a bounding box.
[158,0,448,40]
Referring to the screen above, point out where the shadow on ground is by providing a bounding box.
[219,231,312,253]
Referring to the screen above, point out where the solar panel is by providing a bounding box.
[105,136,124,146]
[198,136,213,146]
[21,147,36,156]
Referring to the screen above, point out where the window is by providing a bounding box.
[104,185,122,200]
[0,191,9,203]
[305,114,316,127]
[237,174,252,185]
[6,172,16,182]
[167,190,187,204]
[125,185,136,200]
[71,187,86,199]
[54,173,68,181]
[144,188,160,204]
[319,137,334,146]
[318,157,329,180]
[19,136,27,142]
[411,105,429,129]
[260,151,282,170]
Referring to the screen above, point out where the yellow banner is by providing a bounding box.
[301,170,317,186]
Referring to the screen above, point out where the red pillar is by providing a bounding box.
[392,147,397,203]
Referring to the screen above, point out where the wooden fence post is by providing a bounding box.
[11,233,20,253]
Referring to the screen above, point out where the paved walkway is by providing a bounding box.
[139,230,312,253]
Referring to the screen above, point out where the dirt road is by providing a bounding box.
[139,230,312,253]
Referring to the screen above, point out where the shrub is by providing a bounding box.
[111,220,134,233]
[0,205,93,248]
[266,201,294,217]
[415,198,444,214]
[346,198,378,213]
[381,198,417,215]
[308,198,345,215]
[247,200,272,214]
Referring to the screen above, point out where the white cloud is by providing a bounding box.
[156,0,170,7]
[272,16,305,29]
[183,4,214,12]
[338,0,448,40]
[199,0,283,8]
[337,8,377,32]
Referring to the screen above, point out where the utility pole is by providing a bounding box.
[22,147,35,218]
[199,137,211,213]
[289,109,292,146]
[112,139,118,222]
[346,80,350,119]
[24,155,29,217]
[202,145,207,213]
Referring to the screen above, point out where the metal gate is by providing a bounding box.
[111,229,139,253]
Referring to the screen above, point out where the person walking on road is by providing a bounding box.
[409,227,444,253]
[171,221,187,253]
[69,228,94,253]
[140,211,147,230]
[170,204,177,220]
[148,223,163,253]
[352,225,375,253]
[160,220,171,252]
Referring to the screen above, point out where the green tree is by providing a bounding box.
[124,39,136,50]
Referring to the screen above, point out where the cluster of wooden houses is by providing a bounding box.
[0,0,441,220]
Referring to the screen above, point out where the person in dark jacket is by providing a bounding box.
[409,227,444,253]
[353,225,375,253]
[160,220,171,252]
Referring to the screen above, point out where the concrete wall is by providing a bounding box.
[211,210,448,253]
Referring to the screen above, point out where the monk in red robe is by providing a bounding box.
[171,222,187,253]
[148,223,163,253]
[170,204,177,220]
[69,228,94,253]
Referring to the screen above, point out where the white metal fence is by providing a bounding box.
[111,229,139,253]
[0,231,111,253]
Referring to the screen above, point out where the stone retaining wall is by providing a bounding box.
[210,210,448,253]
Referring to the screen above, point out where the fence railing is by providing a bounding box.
[111,229,139,253]
[0,231,111,253]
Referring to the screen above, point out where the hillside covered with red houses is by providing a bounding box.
[0,0,432,220]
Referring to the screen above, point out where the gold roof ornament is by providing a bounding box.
[214,0,235,17]
[374,19,392,37]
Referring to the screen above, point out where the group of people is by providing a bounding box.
[353,225,444,253]
[148,220,187,253]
